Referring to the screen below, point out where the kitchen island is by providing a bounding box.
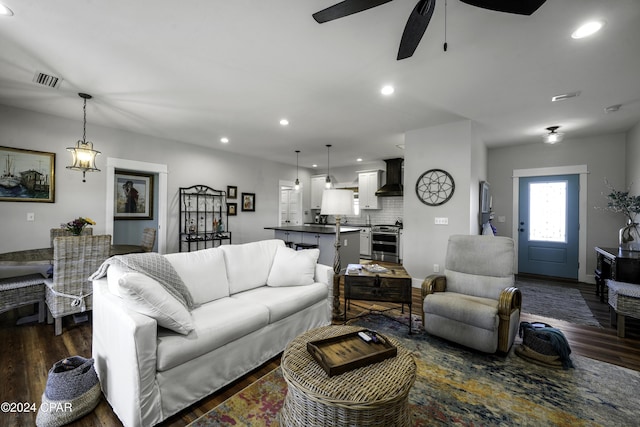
[264,225,360,268]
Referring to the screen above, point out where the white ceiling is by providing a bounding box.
[1,0,639,168]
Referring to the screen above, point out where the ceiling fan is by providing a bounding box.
[313,0,547,60]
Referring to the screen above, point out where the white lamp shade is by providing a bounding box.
[321,189,354,216]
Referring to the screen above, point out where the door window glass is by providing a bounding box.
[529,181,567,242]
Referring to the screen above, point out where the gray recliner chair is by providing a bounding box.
[421,235,521,353]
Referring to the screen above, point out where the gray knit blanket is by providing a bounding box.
[90,253,195,309]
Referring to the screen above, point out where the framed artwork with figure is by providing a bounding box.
[114,171,154,220]
[241,192,255,212]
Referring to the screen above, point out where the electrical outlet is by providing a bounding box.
[434,217,448,225]
[498,216,506,223]
[433,264,439,273]
[343,239,348,247]
[27,212,35,221]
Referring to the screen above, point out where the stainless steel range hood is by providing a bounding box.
[375,158,403,197]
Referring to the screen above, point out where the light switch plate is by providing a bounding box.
[27,212,35,221]
[434,217,448,225]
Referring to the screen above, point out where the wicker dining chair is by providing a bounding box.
[44,234,111,335]
[50,227,93,248]
[141,227,157,252]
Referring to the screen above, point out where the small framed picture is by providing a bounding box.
[227,202,237,216]
[241,192,255,212]
[227,185,237,199]
[0,146,55,203]
[114,171,154,220]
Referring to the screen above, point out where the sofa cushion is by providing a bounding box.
[118,272,195,335]
[423,292,498,331]
[156,297,269,371]
[267,246,319,287]
[164,248,229,305]
[220,239,284,294]
[231,283,328,323]
[445,270,514,300]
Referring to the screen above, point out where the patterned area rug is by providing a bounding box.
[516,279,601,327]
[189,313,639,426]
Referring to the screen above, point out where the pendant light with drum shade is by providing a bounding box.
[294,150,300,191]
[67,93,101,182]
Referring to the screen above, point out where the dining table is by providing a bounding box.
[0,244,146,266]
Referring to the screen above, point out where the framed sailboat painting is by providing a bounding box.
[0,146,55,202]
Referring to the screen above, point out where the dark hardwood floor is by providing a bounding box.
[1,272,639,427]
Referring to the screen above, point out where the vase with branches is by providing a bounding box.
[602,180,640,251]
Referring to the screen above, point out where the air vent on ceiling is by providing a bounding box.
[551,91,580,102]
[32,71,63,89]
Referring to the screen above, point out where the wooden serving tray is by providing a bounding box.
[306,329,397,377]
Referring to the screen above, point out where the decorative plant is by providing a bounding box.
[63,217,96,235]
[603,181,640,223]
[601,180,640,247]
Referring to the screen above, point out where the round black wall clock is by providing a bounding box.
[415,169,455,206]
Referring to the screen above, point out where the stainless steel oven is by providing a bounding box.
[371,225,400,263]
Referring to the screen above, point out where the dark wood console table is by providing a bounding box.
[343,264,413,333]
[594,247,640,302]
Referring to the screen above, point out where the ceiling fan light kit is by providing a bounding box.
[313,0,546,60]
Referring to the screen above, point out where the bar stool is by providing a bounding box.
[295,233,319,251]
[295,242,318,250]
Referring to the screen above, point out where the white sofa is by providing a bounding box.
[91,239,332,427]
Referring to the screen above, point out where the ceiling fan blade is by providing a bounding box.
[313,0,393,23]
[397,0,436,60]
[459,0,546,15]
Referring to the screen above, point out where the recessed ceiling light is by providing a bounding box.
[312,164,318,168]
[0,4,14,16]
[220,137,229,143]
[381,85,394,96]
[572,20,604,39]
[280,119,289,126]
[356,158,363,162]
[551,91,581,102]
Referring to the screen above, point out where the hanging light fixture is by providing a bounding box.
[67,93,101,182]
[294,150,300,191]
[543,126,564,144]
[325,144,332,189]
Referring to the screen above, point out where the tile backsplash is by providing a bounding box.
[344,196,403,225]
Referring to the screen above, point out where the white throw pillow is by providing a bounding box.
[221,239,285,293]
[106,264,129,297]
[118,272,194,335]
[267,246,319,287]
[164,248,230,305]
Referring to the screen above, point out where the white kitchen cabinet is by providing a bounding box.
[358,170,381,209]
[310,175,326,209]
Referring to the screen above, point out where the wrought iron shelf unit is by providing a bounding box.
[179,185,231,252]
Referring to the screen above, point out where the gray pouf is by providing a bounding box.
[36,356,101,427]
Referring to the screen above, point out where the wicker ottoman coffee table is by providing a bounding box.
[279,325,416,427]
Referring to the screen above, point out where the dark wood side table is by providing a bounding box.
[343,264,413,333]
[594,247,640,302]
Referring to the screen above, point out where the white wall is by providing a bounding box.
[487,133,628,277]
[627,121,640,195]
[403,120,487,284]
[0,105,308,254]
